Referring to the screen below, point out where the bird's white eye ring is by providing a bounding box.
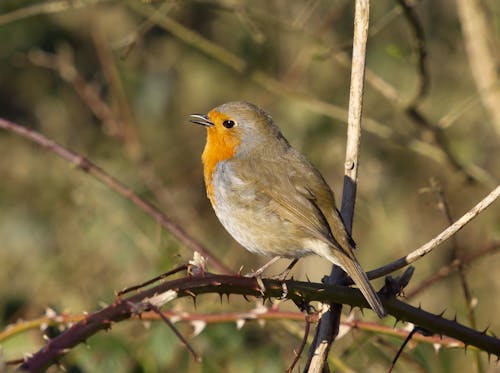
[223,119,236,128]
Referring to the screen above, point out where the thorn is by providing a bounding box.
[416,327,432,337]
[347,304,353,315]
[150,302,201,362]
[102,320,112,331]
[481,325,490,335]
[242,294,250,302]
[437,309,446,317]
[219,293,223,305]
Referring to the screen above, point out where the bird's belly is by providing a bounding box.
[211,166,311,258]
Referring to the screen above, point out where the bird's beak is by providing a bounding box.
[190,114,214,127]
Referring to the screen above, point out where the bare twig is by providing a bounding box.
[287,315,313,373]
[406,240,500,298]
[27,48,123,137]
[430,180,483,373]
[365,185,500,280]
[26,42,203,251]
[0,117,232,274]
[334,51,497,188]
[306,1,370,372]
[396,0,429,105]
[112,1,175,57]
[89,15,142,159]
[391,1,473,189]
[388,326,419,373]
[456,0,500,136]
[0,0,113,26]
[147,303,201,362]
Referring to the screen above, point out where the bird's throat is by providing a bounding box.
[202,127,241,206]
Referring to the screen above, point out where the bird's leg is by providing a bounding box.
[270,259,300,299]
[273,258,299,281]
[244,256,281,278]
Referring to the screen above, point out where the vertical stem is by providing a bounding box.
[340,0,369,229]
[305,1,370,372]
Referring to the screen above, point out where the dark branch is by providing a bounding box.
[17,273,500,371]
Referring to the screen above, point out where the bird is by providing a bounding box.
[190,101,386,318]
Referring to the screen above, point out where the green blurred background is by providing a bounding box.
[0,0,499,372]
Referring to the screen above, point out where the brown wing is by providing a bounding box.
[238,147,356,258]
[291,167,358,254]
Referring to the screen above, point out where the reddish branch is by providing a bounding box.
[287,315,313,373]
[0,117,231,274]
[2,309,470,350]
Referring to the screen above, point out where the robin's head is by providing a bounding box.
[191,101,288,204]
[190,101,285,158]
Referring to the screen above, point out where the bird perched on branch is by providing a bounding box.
[191,101,386,318]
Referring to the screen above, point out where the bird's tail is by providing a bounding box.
[330,253,386,318]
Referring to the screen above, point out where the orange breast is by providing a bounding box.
[201,110,241,206]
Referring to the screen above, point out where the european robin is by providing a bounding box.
[190,101,386,318]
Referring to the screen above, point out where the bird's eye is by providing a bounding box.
[222,120,235,128]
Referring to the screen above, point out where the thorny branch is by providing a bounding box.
[14,269,500,371]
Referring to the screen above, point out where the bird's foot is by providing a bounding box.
[242,268,268,295]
